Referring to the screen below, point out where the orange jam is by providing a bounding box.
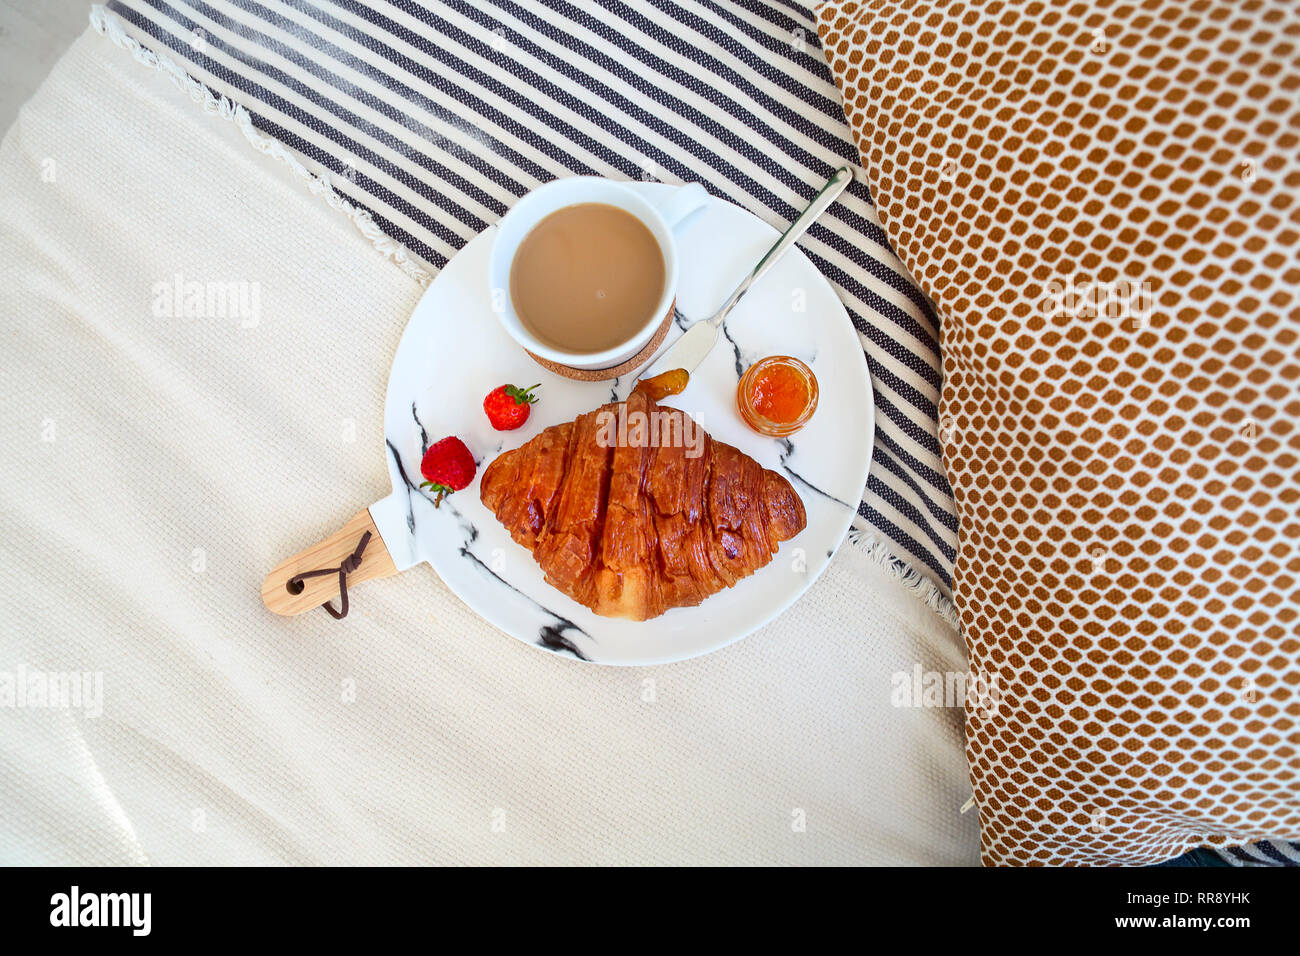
[737,356,819,437]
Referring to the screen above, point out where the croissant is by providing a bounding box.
[479,390,806,621]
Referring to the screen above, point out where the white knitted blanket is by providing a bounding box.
[0,27,977,865]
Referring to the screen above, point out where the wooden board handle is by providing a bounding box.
[262,508,398,616]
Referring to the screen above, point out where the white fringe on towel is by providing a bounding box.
[847,527,959,629]
[88,5,431,287]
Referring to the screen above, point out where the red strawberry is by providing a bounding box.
[419,436,475,506]
[483,383,540,430]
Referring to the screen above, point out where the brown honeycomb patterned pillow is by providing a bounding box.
[817,0,1300,865]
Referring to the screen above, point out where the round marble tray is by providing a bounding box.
[375,182,874,665]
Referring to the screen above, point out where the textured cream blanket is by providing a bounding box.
[0,28,977,865]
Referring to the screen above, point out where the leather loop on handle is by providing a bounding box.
[285,530,371,619]
[262,509,398,617]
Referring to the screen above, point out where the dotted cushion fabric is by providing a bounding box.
[818,0,1300,864]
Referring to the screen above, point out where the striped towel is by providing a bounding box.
[1214,839,1300,868]
[96,0,959,602]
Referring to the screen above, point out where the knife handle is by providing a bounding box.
[709,166,854,327]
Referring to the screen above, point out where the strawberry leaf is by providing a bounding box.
[505,383,541,405]
[418,480,453,507]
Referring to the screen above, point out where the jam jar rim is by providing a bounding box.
[736,355,818,436]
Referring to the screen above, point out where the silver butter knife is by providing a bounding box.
[637,165,854,383]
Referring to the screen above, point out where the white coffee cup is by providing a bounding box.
[488,177,709,371]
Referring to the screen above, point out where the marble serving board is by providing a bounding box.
[371,182,874,665]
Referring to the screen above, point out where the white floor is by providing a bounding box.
[0,0,93,133]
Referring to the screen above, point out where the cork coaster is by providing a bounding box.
[524,299,675,382]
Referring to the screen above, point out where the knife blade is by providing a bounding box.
[636,165,854,383]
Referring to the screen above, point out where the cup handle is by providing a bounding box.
[651,182,709,232]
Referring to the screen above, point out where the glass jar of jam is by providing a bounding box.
[736,355,818,437]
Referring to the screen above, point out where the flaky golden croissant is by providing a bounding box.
[480,389,806,621]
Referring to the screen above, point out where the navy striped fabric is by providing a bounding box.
[101,0,959,597]
[1214,838,1300,868]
